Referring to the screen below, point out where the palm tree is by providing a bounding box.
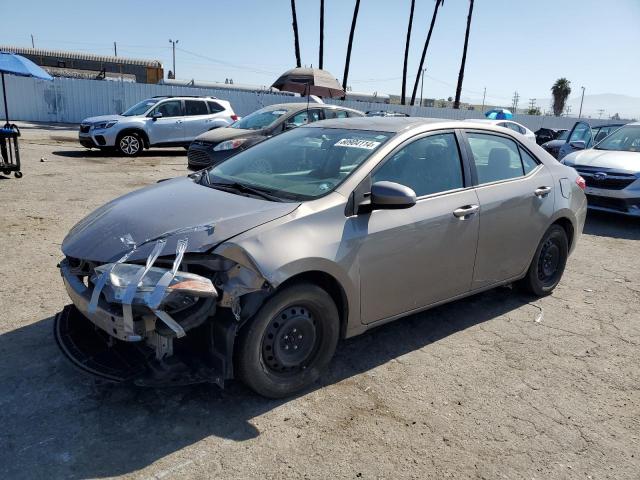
[551,78,572,116]
[342,0,361,92]
[291,0,301,68]
[410,0,445,106]
[319,0,325,69]
[453,0,474,109]
[401,0,416,105]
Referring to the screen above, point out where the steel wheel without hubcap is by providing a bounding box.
[262,305,318,374]
[537,239,560,286]
[519,224,568,296]
[118,135,141,156]
[236,283,339,398]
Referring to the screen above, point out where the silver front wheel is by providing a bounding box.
[118,134,141,156]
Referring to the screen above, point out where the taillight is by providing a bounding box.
[230,115,239,121]
[576,176,586,190]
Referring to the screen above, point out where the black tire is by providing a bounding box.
[236,283,340,398]
[14,171,23,178]
[116,132,142,156]
[519,225,568,296]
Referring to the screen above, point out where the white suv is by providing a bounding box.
[78,96,238,156]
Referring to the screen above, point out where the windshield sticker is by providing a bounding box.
[271,110,287,115]
[334,138,381,149]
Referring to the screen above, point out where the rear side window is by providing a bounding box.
[373,133,464,197]
[207,101,225,113]
[519,147,539,174]
[325,109,349,119]
[466,133,527,184]
[185,100,208,116]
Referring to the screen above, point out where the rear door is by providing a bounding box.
[183,99,212,140]
[462,130,556,289]
[146,100,185,144]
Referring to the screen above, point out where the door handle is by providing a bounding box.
[534,186,552,197]
[453,204,479,218]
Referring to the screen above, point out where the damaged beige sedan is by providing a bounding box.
[56,117,587,397]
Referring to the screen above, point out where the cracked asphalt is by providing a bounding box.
[0,125,638,479]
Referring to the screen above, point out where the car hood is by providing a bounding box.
[195,127,262,144]
[81,114,128,124]
[564,149,640,172]
[62,176,300,263]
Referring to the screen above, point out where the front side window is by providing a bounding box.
[373,133,464,197]
[467,133,529,184]
[208,127,392,200]
[595,125,640,152]
[151,100,183,118]
[185,100,208,116]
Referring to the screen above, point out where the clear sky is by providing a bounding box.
[2,0,639,110]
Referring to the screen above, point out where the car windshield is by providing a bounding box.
[207,127,392,201]
[594,125,640,152]
[122,99,159,116]
[232,108,289,130]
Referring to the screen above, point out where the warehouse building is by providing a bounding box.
[0,45,163,83]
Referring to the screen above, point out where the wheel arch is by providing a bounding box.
[551,216,575,251]
[117,128,149,149]
[276,270,349,339]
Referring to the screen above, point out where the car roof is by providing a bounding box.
[258,102,361,114]
[303,116,453,133]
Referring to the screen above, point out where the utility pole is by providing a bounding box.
[319,0,324,69]
[597,109,604,119]
[528,98,536,110]
[30,34,35,48]
[578,86,585,118]
[565,105,572,117]
[169,39,179,78]
[481,87,486,112]
[419,68,426,107]
[511,91,520,113]
[113,42,117,57]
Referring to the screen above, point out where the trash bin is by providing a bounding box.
[0,123,22,178]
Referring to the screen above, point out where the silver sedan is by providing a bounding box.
[56,117,587,397]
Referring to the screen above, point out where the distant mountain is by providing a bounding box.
[534,94,640,120]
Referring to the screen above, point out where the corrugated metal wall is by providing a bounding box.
[0,76,621,131]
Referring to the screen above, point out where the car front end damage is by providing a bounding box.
[55,234,272,388]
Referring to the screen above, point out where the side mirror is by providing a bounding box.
[370,181,416,210]
[151,112,163,121]
[569,140,586,150]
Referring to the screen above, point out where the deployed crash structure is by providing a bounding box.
[55,176,278,387]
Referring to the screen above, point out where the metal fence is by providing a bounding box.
[1,76,621,131]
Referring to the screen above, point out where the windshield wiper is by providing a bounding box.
[207,181,284,202]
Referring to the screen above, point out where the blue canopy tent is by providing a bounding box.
[0,51,53,125]
[0,51,53,177]
[485,108,513,120]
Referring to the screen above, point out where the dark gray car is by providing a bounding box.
[56,117,587,397]
[187,102,363,170]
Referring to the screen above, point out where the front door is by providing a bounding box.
[147,100,185,144]
[558,121,592,160]
[462,130,556,289]
[358,131,480,324]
